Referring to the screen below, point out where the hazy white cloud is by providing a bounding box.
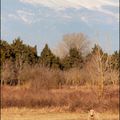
[8,14,19,20]
[17,10,34,16]
[17,10,34,24]
[6,0,119,25]
[20,0,118,11]
[97,7,119,21]
[19,0,119,22]
[7,10,35,24]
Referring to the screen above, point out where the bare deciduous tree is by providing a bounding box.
[86,45,109,101]
[54,33,90,58]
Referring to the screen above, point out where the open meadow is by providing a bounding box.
[1,108,119,120]
[1,85,119,120]
[1,0,119,120]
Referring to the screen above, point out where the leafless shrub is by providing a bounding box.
[63,68,87,86]
[104,70,119,85]
[18,65,64,90]
[1,60,18,85]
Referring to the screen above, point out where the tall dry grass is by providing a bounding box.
[1,85,119,113]
[1,63,119,113]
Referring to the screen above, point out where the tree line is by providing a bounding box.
[0,33,119,86]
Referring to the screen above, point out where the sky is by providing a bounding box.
[1,0,119,54]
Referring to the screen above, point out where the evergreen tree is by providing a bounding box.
[40,44,60,68]
[11,37,38,66]
[110,51,119,70]
[62,48,83,70]
[0,40,13,63]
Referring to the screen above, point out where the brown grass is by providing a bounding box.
[1,108,119,120]
[1,85,119,113]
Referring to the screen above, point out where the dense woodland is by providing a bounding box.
[0,33,119,87]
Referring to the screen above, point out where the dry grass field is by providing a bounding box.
[1,108,119,120]
[1,86,119,120]
[1,86,119,112]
